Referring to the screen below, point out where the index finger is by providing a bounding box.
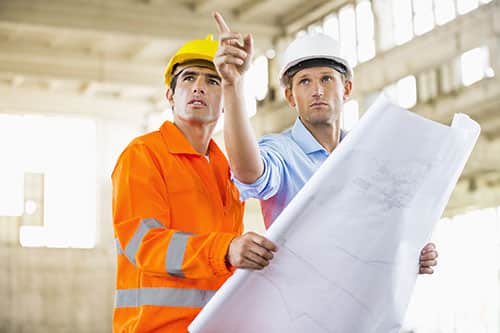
[213,11,231,33]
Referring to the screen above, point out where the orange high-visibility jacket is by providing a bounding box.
[112,121,244,332]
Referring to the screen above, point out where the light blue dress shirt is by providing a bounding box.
[234,117,345,228]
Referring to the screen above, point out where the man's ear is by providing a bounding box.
[166,88,174,108]
[285,87,296,108]
[342,80,353,102]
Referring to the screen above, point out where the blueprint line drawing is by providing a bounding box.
[189,94,481,333]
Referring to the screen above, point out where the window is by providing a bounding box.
[296,30,307,39]
[323,14,340,40]
[248,55,269,102]
[339,4,358,67]
[397,75,417,108]
[393,0,414,45]
[384,75,417,109]
[434,0,456,25]
[413,0,435,36]
[356,0,376,62]
[352,0,492,56]
[342,100,359,131]
[0,114,97,248]
[307,24,323,35]
[460,46,494,86]
[456,0,479,15]
[373,0,396,51]
[0,171,24,217]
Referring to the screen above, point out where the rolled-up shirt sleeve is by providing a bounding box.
[232,137,286,201]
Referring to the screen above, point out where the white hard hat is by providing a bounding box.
[279,33,352,86]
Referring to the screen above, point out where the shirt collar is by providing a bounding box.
[290,117,346,155]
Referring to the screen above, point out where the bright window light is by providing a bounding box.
[356,0,376,62]
[374,0,396,51]
[384,76,417,109]
[342,100,359,131]
[403,207,500,332]
[397,75,417,108]
[339,4,358,67]
[248,55,269,102]
[147,108,173,132]
[19,225,46,247]
[383,83,398,105]
[460,47,493,86]
[434,0,456,25]
[0,114,97,248]
[296,30,306,39]
[24,200,38,216]
[457,0,479,14]
[307,24,323,35]
[323,14,340,40]
[265,49,276,59]
[0,170,24,216]
[0,116,26,216]
[413,0,435,35]
[393,0,414,45]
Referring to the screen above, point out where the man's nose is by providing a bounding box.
[311,81,324,97]
[192,76,206,94]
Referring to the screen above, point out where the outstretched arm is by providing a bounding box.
[213,12,263,184]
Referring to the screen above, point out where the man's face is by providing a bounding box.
[167,66,222,126]
[285,66,352,127]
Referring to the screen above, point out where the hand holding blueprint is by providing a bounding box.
[189,95,481,333]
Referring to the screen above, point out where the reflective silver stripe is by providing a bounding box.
[115,288,215,308]
[166,232,193,278]
[124,218,163,266]
[115,238,123,255]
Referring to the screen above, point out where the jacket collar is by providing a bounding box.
[160,121,218,156]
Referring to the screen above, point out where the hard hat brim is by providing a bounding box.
[279,55,352,86]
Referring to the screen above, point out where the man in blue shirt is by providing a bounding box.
[213,12,438,274]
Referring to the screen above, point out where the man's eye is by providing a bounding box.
[322,76,333,82]
[208,79,220,86]
[183,75,195,81]
[299,79,309,85]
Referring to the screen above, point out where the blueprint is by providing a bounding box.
[189,95,480,333]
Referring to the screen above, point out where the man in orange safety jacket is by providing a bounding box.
[111,35,278,332]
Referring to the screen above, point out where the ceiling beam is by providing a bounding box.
[414,78,500,126]
[279,0,348,35]
[0,40,163,88]
[233,0,269,20]
[192,0,231,14]
[0,0,277,48]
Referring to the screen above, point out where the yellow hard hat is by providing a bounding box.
[164,34,218,88]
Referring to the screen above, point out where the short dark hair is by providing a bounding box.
[170,65,180,94]
[284,58,349,88]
